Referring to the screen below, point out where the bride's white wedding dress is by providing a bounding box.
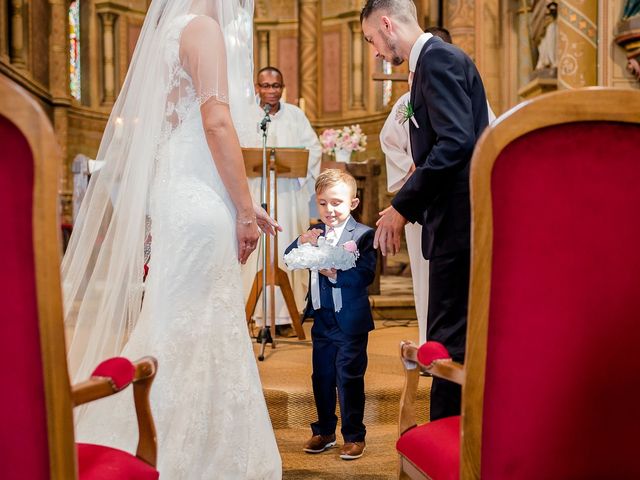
[74,14,281,479]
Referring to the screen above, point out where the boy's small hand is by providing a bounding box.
[319,268,337,280]
[299,228,323,246]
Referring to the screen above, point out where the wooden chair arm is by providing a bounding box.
[398,341,465,437]
[132,356,158,466]
[426,360,465,385]
[71,356,158,467]
[71,377,119,406]
[398,341,421,436]
[409,341,466,386]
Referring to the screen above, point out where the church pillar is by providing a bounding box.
[349,20,365,110]
[298,0,320,120]
[444,0,476,60]
[49,0,72,217]
[258,30,270,70]
[9,0,26,66]
[557,0,598,89]
[99,11,118,105]
[517,0,534,89]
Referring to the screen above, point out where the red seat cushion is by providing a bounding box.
[77,443,158,480]
[91,357,135,391]
[417,341,451,366]
[396,416,460,480]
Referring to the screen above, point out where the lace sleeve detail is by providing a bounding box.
[181,16,229,108]
[197,89,229,106]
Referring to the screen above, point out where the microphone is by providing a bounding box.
[259,104,272,131]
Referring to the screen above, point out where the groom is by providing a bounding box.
[361,0,489,420]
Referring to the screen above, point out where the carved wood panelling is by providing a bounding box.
[322,0,359,19]
[257,0,297,21]
[322,29,341,113]
[446,0,476,60]
[278,35,299,102]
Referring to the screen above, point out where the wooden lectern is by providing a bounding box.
[242,147,308,341]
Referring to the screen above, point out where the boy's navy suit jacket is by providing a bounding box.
[285,216,376,336]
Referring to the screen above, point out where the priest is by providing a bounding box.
[242,66,322,337]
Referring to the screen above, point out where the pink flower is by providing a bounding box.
[343,240,358,253]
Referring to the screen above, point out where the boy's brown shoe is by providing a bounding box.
[339,441,366,460]
[303,434,337,453]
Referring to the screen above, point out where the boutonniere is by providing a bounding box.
[395,100,419,129]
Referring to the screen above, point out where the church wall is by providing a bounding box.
[2,0,638,226]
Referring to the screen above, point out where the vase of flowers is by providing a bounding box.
[319,124,367,163]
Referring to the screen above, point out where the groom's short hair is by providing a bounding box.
[360,0,418,23]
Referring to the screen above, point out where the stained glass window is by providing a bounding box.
[69,1,81,100]
[382,60,392,107]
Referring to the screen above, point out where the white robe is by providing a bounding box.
[380,93,497,344]
[241,102,322,325]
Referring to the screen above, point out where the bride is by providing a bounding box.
[62,0,282,478]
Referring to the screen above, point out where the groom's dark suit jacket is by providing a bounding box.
[391,36,489,260]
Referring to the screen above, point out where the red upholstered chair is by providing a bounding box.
[0,75,159,480]
[396,88,640,480]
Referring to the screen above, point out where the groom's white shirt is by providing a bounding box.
[409,32,433,72]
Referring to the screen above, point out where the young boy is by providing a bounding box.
[284,169,377,460]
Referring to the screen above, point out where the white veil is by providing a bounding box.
[62,0,256,382]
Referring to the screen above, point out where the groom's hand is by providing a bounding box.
[374,205,407,256]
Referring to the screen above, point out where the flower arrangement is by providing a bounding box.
[284,237,359,271]
[319,124,368,156]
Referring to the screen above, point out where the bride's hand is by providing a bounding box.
[237,217,260,265]
[254,203,282,236]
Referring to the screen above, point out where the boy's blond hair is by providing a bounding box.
[315,169,358,197]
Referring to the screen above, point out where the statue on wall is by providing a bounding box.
[616,0,640,84]
[529,0,558,73]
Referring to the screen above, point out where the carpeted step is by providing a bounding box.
[257,322,431,430]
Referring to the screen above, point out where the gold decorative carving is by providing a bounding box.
[557,0,597,89]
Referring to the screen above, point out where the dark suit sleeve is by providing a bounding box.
[391,46,477,222]
[284,237,300,255]
[332,229,376,289]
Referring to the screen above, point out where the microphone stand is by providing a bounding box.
[257,105,273,361]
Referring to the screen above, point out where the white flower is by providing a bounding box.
[284,237,358,271]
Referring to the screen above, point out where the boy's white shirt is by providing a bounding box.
[310,215,352,312]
